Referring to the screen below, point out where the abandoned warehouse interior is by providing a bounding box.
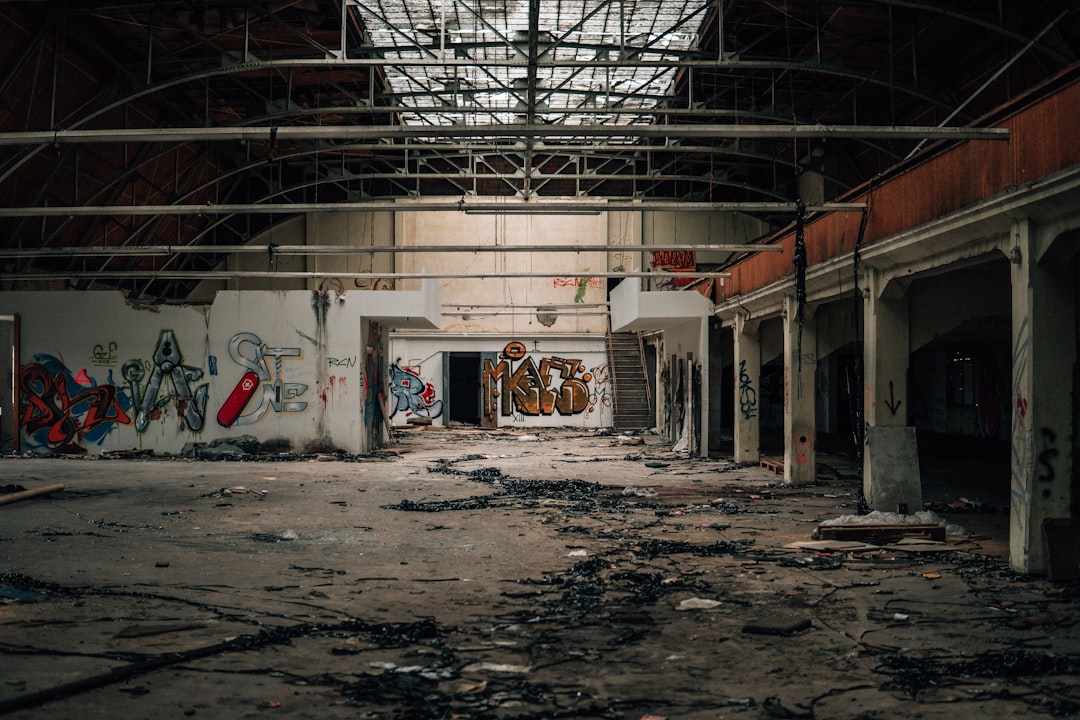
[2,1,1080,718]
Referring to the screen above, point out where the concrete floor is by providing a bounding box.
[0,427,1076,719]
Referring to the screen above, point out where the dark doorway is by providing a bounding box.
[447,352,481,425]
[0,315,17,453]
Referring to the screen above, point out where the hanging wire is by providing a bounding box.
[793,198,807,396]
[849,180,875,462]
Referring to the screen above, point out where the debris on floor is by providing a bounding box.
[0,429,1072,720]
[0,482,65,507]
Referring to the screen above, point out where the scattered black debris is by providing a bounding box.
[880,649,1080,711]
[742,617,812,636]
[632,539,750,559]
[288,563,346,576]
[608,571,670,605]
[389,457,602,512]
[363,618,443,647]
[497,478,598,501]
[428,455,490,475]
[780,555,846,570]
[340,673,557,720]
[761,695,813,718]
[250,532,291,543]
[100,449,156,460]
[385,496,494,512]
[114,622,207,639]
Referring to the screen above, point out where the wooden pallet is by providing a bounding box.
[816,524,947,544]
[760,458,784,474]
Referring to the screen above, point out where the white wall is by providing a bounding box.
[3,290,382,455]
[397,205,609,335]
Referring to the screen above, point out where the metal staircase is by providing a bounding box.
[607,331,653,431]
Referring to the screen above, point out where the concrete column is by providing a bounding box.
[733,312,761,463]
[698,318,710,458]
[1009,219,1074,575]
[783,295,817,484]
[862,268,914,508]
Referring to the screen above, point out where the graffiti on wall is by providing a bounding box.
[738,359,757,420]
[482,341,594,417]
[20,354,131,451]
[585,363,613,418]
[318,277,395,294]
[122,331,209,433]
[651,250,696,288]
[216,332,308,427]
[90,342,118,367]
[388,361,443,419]
[1010,316,1033,520]
[553,276,604,298]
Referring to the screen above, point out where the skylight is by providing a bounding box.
[350,0,706,140]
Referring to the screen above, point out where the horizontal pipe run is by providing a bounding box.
[5,270,730,281]
[0,124,1008,146]
[0,243,784,258]
[0,201,866,217]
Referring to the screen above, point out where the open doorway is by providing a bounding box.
[446,352,481,425]
[0,315,18,453]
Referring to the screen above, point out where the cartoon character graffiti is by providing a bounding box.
[585,363,613,417]
[216,332,308,427]
[122,331,209,433]
[20,355,131,451]
[388,361,443,419]
[482,341,593,417]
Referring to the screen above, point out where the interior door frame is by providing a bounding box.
[0,314,20,453]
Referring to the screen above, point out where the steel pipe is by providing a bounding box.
[0,124,1008,147]
[5,270,730,281]
[0,243,784,258]
[0,200,866,217]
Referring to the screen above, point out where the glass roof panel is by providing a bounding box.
[351,0,706,138]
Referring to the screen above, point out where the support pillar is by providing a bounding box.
[862,268,916,510]
[733,312,761,463]
[783,295,816,484]
[1009,219,1074,575]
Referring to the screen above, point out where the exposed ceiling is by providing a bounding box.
[0,0,1077,300]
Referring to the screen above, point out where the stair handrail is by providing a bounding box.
[635,332,652,416]
[605,328,620,422]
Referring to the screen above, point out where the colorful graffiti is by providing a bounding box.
[483,341,593,417]
[553,276,604,290]
[122,331,209,433]
[388,361,443,419]
[216,332,308,427]
[20,355,131,451]
[651,249,696,288]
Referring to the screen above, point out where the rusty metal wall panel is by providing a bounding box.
[723,77,1080,302]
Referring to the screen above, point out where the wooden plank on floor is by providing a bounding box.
[760,458,784,474]
[815,523,947,544]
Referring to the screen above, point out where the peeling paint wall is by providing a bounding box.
[3,290,381,455]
